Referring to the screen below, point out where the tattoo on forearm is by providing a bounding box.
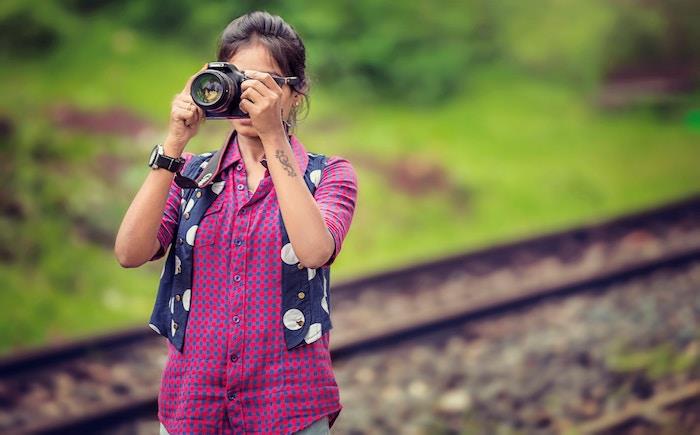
[275,149,297,177]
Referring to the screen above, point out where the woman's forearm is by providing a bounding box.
[114,140,183,268]
[261,130,334,268]
[115,64,208,267]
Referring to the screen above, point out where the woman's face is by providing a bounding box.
[227,42,299,139]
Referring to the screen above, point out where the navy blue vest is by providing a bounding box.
[148,149,332,352]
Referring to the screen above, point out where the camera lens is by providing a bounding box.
[191,70,236,113]
[193,74,223,103]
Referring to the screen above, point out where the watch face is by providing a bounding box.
[149,145,160,167]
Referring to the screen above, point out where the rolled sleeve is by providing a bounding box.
[314,156,358,267]
[149,152,195,261]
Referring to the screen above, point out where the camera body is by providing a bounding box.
[190,62,249,119]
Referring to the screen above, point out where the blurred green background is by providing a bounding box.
[0,0,698,354]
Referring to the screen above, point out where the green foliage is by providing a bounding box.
[606,342,700,380]
[5,0,699,102]
[486,0,617,86]
[0,0,74,56]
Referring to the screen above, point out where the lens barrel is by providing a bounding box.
[190,70,237,114]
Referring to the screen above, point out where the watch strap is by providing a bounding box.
[155,153,185,172]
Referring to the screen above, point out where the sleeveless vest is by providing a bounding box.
[148,149,332,352]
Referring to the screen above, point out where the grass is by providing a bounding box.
[1,19,699,354]
[302,68,700,277]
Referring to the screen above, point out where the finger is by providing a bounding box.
[244,71,282,94]
[241,78,277,98]
[239,98,252,115]
[173,108,197,127]
[172,110,193,126]
[189,106,199,126]
[177,98,204,125]
[195,106,205,124]
[174,100,196,112]
[241,87,265,105]
[174,95,196,111]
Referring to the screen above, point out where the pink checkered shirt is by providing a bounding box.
[150,133,358,433]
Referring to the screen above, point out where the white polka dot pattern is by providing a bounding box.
[211,181,225,195]
[175,255,181,274]
[304,322,322,344]
[182,289,191,311]
[184,199,195,214]
[281,242,298,265]
[148,323,161,334]
[185,225,198,246]
[321,272,329,314]
[283,308,305,330]
[309,169,322,186]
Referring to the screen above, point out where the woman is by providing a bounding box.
[114,11,358,434]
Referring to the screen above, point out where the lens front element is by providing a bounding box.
[192,72,225,106]
[189,65,242,117]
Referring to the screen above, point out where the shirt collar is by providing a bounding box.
[216,128,309,175]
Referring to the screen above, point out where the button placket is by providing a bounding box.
[225,166,249,403]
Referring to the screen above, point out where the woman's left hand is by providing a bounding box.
[239,71,286,138]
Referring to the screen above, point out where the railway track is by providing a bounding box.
[330,258,700,433]
[0,194,698,434]
[573,381,700,434]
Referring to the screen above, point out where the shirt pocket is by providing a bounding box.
[195,200,224,247]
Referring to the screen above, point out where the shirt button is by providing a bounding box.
[177,237,183,245]
[233,315,240,323]
[239,208,247,215]
[184,212,190,220]
[234,274,241,282]
[298,291,305,300]
[230,353,238,362]
[173,322,179,330]
[234,238,242,246]
[236,164,243,171]
[175,294,181,302]
[237,184,245,191]
[227,391,236,400]
[297,263,304,270]
[196,191,202,198]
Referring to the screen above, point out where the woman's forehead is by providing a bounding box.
[228,43,283,76]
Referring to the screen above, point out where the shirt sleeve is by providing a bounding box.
[314,156,359,267]
[149,152,195,262]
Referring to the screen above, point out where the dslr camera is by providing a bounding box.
[190,62,300,119]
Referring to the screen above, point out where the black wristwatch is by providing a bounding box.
[148,144,185,172]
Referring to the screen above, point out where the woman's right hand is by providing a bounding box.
[166,64,208,152]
